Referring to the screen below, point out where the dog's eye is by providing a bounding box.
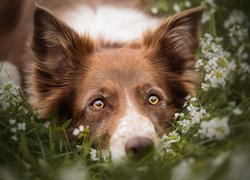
[148,95,160,105]
[92,99,105,109]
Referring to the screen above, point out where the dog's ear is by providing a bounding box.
[29,6,94,117]
[32,6,94,72]
[143,7,203,107]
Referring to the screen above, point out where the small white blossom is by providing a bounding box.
[178,119,192,133]
[240,62,250,74]
[201,83,209,91]
[76,145,82,151]
[228,25,248,47]
[232,108,242,115]
[190,97,198,102]
[44,121,51,128]
[197,33,236,90]
[162,131,181,150]
[0,80,21,110]
[173,3,181,13]
[9,119,16,125]
[186,99,208,124]
[18,106,29,115]
[236,45,248,59]
[90,148,100,162]
[171,158,195,180]
[200,0,217,24]
[10,127,17,133]
[199,117,230,140]
[224,10,248,29]
[79,125,84,132]
[11,135,18,141]
[72,124,86,136]
[185,94,192,101]
[184,1,191,7]
[72,128,80,136]
[150,7,158,15]
[174,113,184,119]
[17,122,26,131]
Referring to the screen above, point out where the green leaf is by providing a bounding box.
[62,119,72,130]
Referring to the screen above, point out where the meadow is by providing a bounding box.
[0,0,250,179]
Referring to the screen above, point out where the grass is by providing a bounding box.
[0,0,250,179]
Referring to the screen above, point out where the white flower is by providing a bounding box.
[202,13,211,24]
[10,127,17,133]
[199,117,230,140]
[0,80,21,110]
[232,108,242,115]
[9,119,16,125]
[237,45,248,60]
[185,94,192,101]
[79,125,84,132]
[171,158,195,180]
[11,135,18,141]
[17,122,26,131]
[187,104,198,112]
[224,10,248,29]
[44,121,51,128]
[197,33,236,90]
[240,62,250,74]
[174,112,184,119]
[184,1,191,7]
[151,7,158,15]
[173,3,181,13]
[76,145,82,151]
[72,125,85,136]
[72,129,80,136]
[201,83,209,91]
[228,25,248,46]
[190,97,198,102]
[195,59,204,70]
[18,106,29,114]
[178,119,192,133]
[200,0,217,24]
[162,131,181,150]
[90,148,100,162]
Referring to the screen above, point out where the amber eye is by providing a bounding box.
[92,99,105,109]
[148,95,160,105]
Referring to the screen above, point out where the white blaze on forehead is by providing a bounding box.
[109,93,158,160]
[62,5,159,42]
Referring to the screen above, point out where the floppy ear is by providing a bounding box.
[29,6,94,117]
[143,7,203,107]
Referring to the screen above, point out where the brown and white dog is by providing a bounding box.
[0,0,203,160]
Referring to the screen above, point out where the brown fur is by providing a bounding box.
[0,1,203,149]
[26,6,203,148]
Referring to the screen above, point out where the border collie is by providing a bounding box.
[0,0,203,160]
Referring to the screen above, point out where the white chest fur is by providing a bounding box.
[62,5,159,42]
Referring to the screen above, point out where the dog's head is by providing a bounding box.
[27,6,203,160]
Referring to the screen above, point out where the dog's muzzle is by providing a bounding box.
[125,136,154,159]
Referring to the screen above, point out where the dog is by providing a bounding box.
[0,0,203,160]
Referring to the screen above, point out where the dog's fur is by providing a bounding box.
[0,0,203,160]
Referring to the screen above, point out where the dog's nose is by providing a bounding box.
[125,136,154,158]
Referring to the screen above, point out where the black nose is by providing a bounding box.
[125,136,154,158]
